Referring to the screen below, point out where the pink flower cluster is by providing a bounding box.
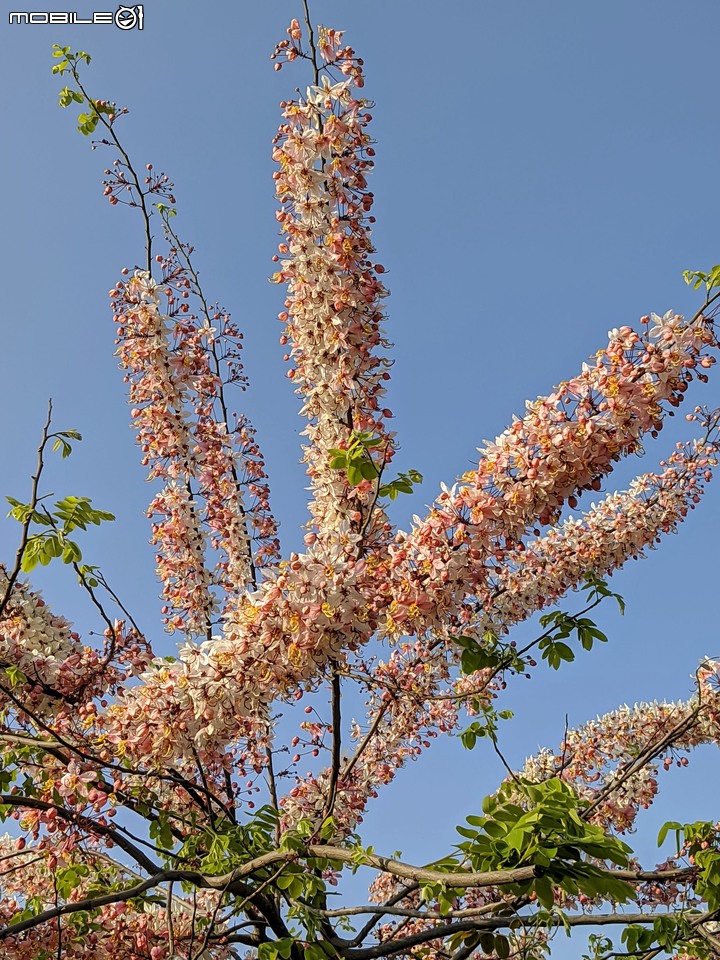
[99,67,720,796]
[0,834,233,959]
[521,660,720,832]
[113,266,279,636]
[472,427,720,637]
[379,315,717,639]
[271,28,394,536]
[281,406,720,835]
[107,528,376,767]
[0,570,149,715]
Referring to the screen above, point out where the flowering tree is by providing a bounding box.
[2,8,720,960]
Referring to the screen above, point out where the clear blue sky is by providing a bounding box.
[3,1,720,953]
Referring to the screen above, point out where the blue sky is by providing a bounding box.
[3,1,720,953]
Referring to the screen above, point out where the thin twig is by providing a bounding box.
[301,0,320,85]
[0,400,53,617]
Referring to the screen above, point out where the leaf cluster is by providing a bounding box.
[456,574,624,678]
[536,574,624,670]
[459,705,513,751]
[328,431,422,498]
[447,929,514,960]
[456,778,634,908]
[52,45,115,135]
[684,263,720,295]
[180,804,280,874]
[455,630,524,677]
[536,612,608,670]
[6,494,115,572]
[659,819,720,912]
[259,940,335,960]
[621,914,702,958]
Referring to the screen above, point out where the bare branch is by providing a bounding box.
[322,664,342,823]
[0,400,53,618]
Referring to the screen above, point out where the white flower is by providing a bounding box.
[306,75,350,108]
[648,309,676,340]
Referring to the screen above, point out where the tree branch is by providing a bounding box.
[322,664,342,824]
[0,793,160,875]
[0,400,53,618]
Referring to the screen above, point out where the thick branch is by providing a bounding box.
[322,665,342,823]
[342,910,710,960]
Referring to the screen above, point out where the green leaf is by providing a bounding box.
[258,944,279,960]
[494,934,510,959]
[657,820,682,848]
[46,533,64,558]
[359,459,378,481]
[62,539,82,564]
[328,453,347,470]
[533,875,555,909]
[4,665,26,687]
[52,438,72,458]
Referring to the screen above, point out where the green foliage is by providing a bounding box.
[456,574,624,677]
[260,941,337,960]
[54,863,90,899]
[536,611,608,670]
[582,572,626,615]
[57,85,84,107]
[658,820,720,912]
[328,430,422,498]
[328,431,384,486]
[620,914,703,959]
[457,778,634,906]
[77,563,101,588]
[684,263,720,295]
[52,45,115,135]
[275,818,346,909]
[447,930,512,959]
[5,427,114,571]
[459,707,513,750]
[455,630,524,677]
[148,811,175,852]
[259,939,295,960]
[155,202,177,218]
[581,934,614,960]
[536,571,624,669]
[378,469,423,501]
[51,44,90,75]
[280,815,337,852]
[3,665,27,689]
[179,804,282,876]
[51,428,82,459]
[8,895,45,925]
[7,494,115,572]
